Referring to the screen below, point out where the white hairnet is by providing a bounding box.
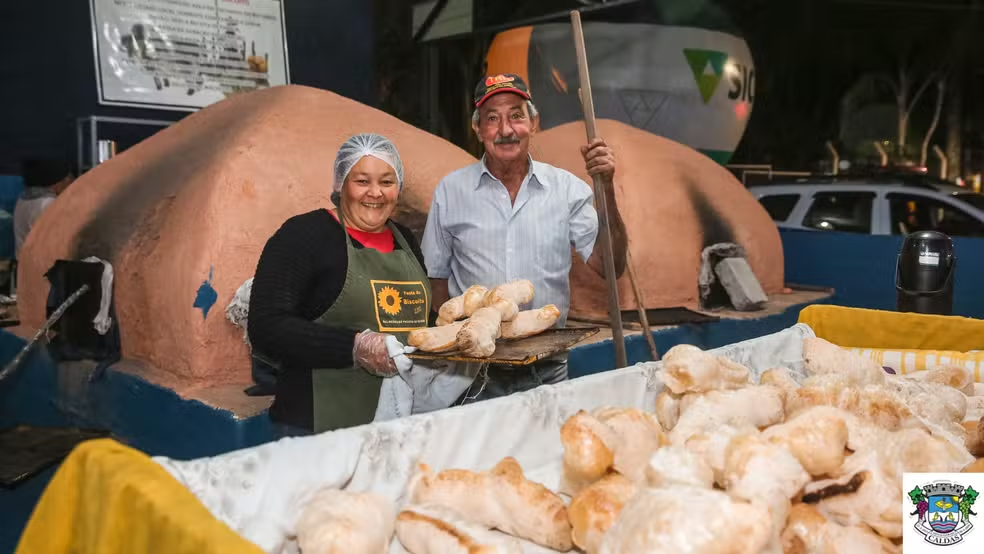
[332,133,405,194]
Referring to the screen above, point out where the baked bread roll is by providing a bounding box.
[759,367,801,408]
[781,503,900,554]
[597,485,772,554]
[654,391,682,431]
[437,285,490,325]
[483,280,534,307]
[593,407,668,483]
[964,418,984,457]
[486,298,519,322]
[662,344,751,394]
[462,285,489,317]
[295,488,395,554]
[500,305,561,339]
[558,408,666,495]
[408,458,573,551]
[455,307,502,358]
[409,321,467,353]
[559,410,618,495]
[909,365,975,396]
[803,337,886,386]
[436,296,465,327]
[396,504,522,554]
[962,458,984,472]
[645,445,715,489]
[568,473,638,554]
[762,406,850,477]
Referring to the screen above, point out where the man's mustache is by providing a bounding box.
[494,135,521,145]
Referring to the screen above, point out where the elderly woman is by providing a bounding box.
[248,134,435,435]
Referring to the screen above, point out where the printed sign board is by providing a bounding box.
[89,0,290,111]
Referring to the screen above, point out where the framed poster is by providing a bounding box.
[89,0,290,111]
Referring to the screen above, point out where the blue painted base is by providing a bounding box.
[0,331,276,554]
[568,298,830,379]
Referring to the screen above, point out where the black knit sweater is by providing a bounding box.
[247,208,431,429]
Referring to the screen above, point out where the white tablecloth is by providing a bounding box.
[153,323,816,553]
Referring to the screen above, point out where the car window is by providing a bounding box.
[802,191,874,234]
[888,193,984,238]
[953,192,984,211]
[758,194,800,222]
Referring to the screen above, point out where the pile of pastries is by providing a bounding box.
[294,337,984,553]
[408,280,561,358]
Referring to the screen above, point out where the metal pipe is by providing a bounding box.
[90,119,98,172]
[88,115,175,126]
[76,119,84,174]
[571,9,627,370]
[76,116,173,170]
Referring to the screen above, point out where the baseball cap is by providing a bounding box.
[474,73,532,107]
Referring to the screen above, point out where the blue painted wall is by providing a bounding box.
[780,229,984,319]
[0,334,274,461]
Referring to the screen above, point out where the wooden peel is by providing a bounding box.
[570,10,627,369]
[627,251,660,361]
[407,328,601,366]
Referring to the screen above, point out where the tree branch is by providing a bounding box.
[920,79,946,167]
[907,72,939,114]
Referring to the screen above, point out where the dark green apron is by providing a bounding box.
[311,209,431,433]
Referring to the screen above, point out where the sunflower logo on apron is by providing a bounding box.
[377,286,402,316]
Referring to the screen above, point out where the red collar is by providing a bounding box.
[327,209,395,253]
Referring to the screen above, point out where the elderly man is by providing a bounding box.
[421,73,628,402]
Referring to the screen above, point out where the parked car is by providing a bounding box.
[748,176,984,238]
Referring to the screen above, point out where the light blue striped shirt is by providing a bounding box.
[421,156,599,325]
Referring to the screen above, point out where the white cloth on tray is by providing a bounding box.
[153,323,815,553]
[373,358,479,422]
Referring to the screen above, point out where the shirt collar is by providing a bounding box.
[477,154,547,190]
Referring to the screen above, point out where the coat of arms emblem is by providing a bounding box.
[908,481,978,546]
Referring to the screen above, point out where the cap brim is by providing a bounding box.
[474,87,532,107]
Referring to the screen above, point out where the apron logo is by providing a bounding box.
[377,286,402,316]
[370,280,429,332]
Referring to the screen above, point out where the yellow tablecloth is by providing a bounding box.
[16,438,260,554]
[845,347,984,381]
[798,305,984,351]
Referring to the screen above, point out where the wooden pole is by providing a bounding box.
[570,10,627,369]
[627,251,660,361]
